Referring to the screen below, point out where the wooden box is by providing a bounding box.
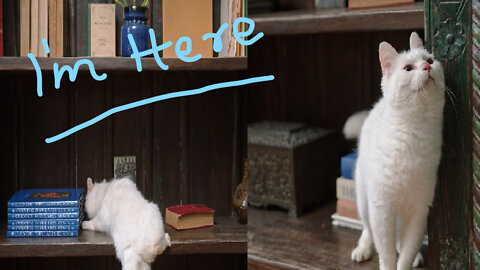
[248,121,341,217]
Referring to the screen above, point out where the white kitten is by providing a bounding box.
[348,32,445,270]
[82,177,171,270]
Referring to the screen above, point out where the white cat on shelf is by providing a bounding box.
[82,177,171,270]
[345,32,445,270]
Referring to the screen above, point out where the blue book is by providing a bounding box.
[7,230,78,237]
[8,212,82,219]
[8,224,80,231]
[8,188,84,208]
[8,218,82,226]
[341,152,357,180]
[8,207,81,213]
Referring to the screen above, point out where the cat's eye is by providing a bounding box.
[427,58,434,64]
[404,65,413,71]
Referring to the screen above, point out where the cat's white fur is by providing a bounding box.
[82,177,171,270]
[349,32,445,270]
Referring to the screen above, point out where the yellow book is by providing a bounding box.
[162,0,213,58]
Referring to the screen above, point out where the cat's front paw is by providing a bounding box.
[82,220,95,231]
[412,252,423,268]
[351,245,373,262]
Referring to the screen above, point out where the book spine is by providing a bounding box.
[8,212,80,219]
[75,0,86,56]
[151,0,163,57]
[8,224,79,231]
[7,230,78,237]
[20,0,30,56]
[8,201,80,208]
[30,0,39,55]
[336,177,356,201]
[87,4,91,56]
[67,0,76,56]
[8,207,81,213]
[38,0,49,57]
[8,218,80,226]
[48,0,57,56]
[336,199,359,220]
[56,0,63,57]
[3,0,18,56]
[76,0,108,56]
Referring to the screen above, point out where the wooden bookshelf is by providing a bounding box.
[0,57,247,72]
[251,2,424,35]
[0,216,246,257]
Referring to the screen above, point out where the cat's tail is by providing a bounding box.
[343,110,369,139]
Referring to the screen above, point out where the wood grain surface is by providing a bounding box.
[251,2,424,35]
[0,57,247,71]
[248,202,428,270]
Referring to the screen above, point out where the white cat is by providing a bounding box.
[82,177,171,270]
[347,32,445,270]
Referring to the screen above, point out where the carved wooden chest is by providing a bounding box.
[248,121,341,217]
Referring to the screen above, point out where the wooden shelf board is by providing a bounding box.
[0,57,247,72]
[251,2,424,35]
[248,202,428,270]
[0,216,246,257]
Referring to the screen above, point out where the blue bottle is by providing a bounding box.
[121,6,149,57]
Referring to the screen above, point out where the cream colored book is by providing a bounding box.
[30,0,39,56]
[38,0,48,57]
[88,4,115,57]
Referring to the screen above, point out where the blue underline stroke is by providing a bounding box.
[45,75,275,144]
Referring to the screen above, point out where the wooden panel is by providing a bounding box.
[17,72,73,189]
[74,73,112,188]
[0,57,248,71]
[187,72,237,216]
[426,0,472,268]
[0,74,17,219]
[0,216,246,257]
[111,72,151,195]
[246,32,416,134]
[252,2,424,35]
[152,72,188,211]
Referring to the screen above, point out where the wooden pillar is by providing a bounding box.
[426,0,472,268]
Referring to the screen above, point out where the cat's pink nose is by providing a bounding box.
[422,63,431,71]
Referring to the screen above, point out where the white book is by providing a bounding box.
[336,177,356,202]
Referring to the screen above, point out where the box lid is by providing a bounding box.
[248,121,334,148]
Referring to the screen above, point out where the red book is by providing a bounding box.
[336,199,359,220]
[166,204,214,230]
[0,0,3,56]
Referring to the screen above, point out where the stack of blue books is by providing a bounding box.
[7,188,85,237]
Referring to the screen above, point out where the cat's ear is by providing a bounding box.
[409,32,423,50]
[379,42,398,76]
[87,177,94,191]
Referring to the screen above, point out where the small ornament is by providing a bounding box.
[233,159,248,224]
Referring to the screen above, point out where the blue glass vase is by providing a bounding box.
[121,6,148,57]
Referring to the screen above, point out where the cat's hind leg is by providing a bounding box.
[351,173,374,262]
[370,204,396,270]
[396,206,428,270]
[120,247,149,270]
